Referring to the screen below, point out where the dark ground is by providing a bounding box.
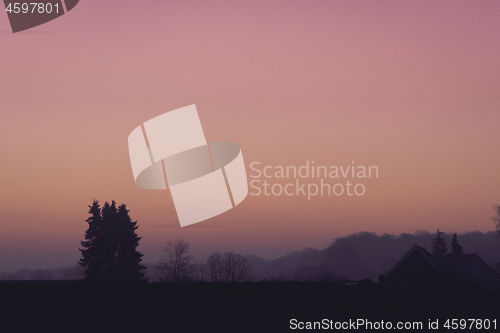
[1,280,499,333]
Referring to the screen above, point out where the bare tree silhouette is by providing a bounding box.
[259,270,290,282]
[493,204,500,233]
[203,252,254,282]
[156,240,196,282]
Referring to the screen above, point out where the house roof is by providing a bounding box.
[385,244,491,289]
[385,245,441,278]
[451,254,500,289]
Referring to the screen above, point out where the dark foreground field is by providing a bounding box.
[1,281,499,333]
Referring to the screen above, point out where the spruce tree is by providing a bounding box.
[79,200,105,282]
[432,229,448,255]
[450,233,464,259]
[116,204,147,283]
[79,200,146,283]
[99,201,120,282]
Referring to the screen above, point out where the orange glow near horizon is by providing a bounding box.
[1,0,500,271]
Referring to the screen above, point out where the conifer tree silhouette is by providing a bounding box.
[79,200,105,282]
[116,204,147,282]
[450,233,464,259]
[79,200,146,283]
[431,229,448,255]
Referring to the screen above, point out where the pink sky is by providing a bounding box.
[1,0,500,271]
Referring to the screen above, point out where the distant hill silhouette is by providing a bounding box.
[2,230,499,282]
[248,230,500,281]
[0,265,84,281]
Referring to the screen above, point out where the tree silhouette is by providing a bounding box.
[449,233,464,259]
[203,252,254,282]
[99,201,119,282]
[79,200,105,282]
[155,240,196,282]
[116,204,147,283]
[79,200,146,283]
[493,204,500,233]
[493,205,500,270]
[431,229,448,255]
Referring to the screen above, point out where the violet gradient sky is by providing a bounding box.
[1,0,500,271]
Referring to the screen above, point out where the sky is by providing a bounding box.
[1,0,500,271]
